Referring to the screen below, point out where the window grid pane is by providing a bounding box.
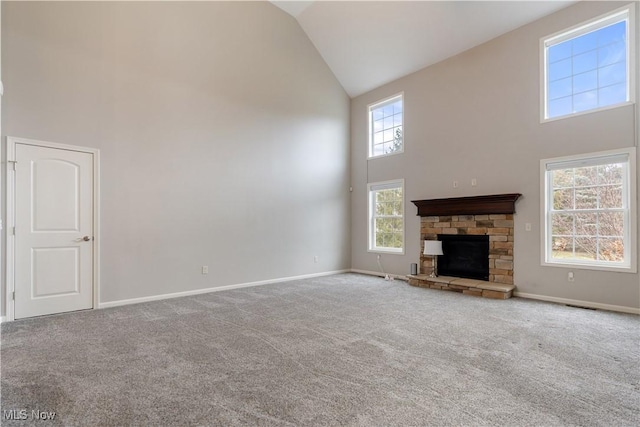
[370,185,403,251]
[545,18,629,119]
[369,95,403,157]
[548,161,628,265]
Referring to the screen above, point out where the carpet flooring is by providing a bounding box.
[1,273,639,426]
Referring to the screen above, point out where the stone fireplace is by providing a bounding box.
[409,194,521,299]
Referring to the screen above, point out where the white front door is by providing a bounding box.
[14,142,94,319]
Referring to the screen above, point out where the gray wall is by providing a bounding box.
[2,1,351,309]
[351,1,640,309]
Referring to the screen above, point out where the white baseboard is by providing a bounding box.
[98,269,350,309]
[350,269,408,281]
[351,271,637,314]
[514,292,640,315]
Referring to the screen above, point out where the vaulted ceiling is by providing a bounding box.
[272,1,577,97]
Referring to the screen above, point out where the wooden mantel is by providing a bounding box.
[411,193,522,217]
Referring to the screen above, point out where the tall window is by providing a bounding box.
[368,180,404,254]
[368,94,403,158]
[541,148,636,271]
[541,6,634,121]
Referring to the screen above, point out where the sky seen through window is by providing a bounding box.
[546,20,627,118]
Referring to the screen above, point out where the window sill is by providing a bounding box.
[541,100,634,124]
[368,248,405,255]
[367,149,404,160]
[542,259,636,274]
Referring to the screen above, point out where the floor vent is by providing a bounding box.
[566,304,597,310]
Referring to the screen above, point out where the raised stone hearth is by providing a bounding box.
[411,194,521,299]
[406,275,515,299]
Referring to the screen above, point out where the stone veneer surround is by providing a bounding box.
[420,214,514,285]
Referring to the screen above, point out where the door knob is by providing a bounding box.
[82,236,91,241]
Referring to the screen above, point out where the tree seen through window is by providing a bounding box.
[550,163,625,262]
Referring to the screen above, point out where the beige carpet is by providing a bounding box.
[1,273,639,426]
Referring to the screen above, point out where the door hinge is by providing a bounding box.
[8,160,17,170]
[12,291,15,300]
[10,226,15,236]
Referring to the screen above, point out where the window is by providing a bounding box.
[541,5,635,121]
[541,148,636,272]
[368,93,403,158]
[368,180,404,254]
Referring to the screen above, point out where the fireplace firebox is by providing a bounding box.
[438,235,489,281]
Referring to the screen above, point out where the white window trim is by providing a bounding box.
[540,3,636,123]
[367,179,405,255]
[540,147,637,273]
[367,92,404,159]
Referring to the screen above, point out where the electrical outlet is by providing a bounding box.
[202,266,209,275]
[314,256,319,263]
[471,178,477,187]
[525,223,532,231]
[453,180,459,188]
[568,271,574,282]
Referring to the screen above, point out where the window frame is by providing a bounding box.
[540,147,637,273]
[367,179,405,255]
[367,92,404,159]
[540,4,636,123]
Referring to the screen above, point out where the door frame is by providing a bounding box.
[5,136,100,322]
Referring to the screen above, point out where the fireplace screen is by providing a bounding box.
[438,235,489,280]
